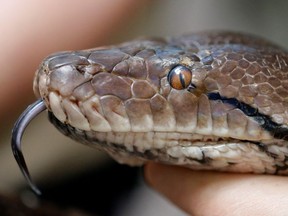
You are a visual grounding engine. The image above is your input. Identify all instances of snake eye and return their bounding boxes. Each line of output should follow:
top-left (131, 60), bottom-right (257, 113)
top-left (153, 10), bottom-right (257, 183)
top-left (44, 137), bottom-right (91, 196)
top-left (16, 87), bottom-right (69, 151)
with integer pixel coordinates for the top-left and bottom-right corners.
top-left (167, 65), bottom-right (192, 90)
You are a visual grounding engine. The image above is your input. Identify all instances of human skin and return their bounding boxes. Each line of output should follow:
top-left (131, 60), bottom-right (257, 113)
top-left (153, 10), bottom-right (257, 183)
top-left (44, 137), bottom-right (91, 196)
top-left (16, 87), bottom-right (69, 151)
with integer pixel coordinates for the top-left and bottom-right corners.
top-left (145, 163), bottom-right (288, 215)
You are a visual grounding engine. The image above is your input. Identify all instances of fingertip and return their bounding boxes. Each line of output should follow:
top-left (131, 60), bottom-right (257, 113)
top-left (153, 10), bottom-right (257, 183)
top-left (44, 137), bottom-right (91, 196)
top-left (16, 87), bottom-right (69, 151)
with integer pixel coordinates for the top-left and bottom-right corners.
top-left (143, 163), bottom-right (197, 214)
top-left (143, 163), bottom-right (191, 196)
top-left (143, 162), bottom-right (159, 188)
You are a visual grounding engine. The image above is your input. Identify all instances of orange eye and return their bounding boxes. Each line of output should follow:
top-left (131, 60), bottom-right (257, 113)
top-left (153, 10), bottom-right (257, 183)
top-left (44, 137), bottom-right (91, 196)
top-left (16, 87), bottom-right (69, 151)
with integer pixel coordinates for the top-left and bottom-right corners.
top-left (167, 65), bottom-right (192, 90)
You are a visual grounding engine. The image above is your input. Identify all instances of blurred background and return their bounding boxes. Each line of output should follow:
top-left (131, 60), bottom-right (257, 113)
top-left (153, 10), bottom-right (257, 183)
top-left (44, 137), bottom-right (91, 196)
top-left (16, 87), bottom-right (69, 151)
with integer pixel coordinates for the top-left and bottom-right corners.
top-left (1, 0), bottom-right (288, 215)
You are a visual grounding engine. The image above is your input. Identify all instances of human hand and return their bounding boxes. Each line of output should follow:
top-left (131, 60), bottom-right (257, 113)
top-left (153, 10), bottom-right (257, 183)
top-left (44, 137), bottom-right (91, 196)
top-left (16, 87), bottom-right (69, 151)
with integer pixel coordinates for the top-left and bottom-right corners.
top-left (145, 163), bottom-right (288, 216)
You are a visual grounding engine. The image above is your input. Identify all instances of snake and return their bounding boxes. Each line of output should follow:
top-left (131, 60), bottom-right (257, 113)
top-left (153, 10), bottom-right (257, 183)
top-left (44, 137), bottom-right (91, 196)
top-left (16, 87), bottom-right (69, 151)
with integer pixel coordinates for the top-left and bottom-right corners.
top-left (11, 31), bottom-right (288, 194)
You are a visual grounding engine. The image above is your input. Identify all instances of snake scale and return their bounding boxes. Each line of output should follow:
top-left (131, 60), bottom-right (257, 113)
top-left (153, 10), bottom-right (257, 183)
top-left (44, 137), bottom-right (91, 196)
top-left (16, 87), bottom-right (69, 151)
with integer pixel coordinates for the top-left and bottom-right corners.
top-left (11, 31), bottom-right (288, 194)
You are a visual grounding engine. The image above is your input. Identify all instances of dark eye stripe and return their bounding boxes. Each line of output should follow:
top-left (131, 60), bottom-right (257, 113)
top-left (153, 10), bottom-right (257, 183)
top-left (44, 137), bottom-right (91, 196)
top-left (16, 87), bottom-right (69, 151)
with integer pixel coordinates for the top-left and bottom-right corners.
top-left (207, 92), bottom-right (288, 141)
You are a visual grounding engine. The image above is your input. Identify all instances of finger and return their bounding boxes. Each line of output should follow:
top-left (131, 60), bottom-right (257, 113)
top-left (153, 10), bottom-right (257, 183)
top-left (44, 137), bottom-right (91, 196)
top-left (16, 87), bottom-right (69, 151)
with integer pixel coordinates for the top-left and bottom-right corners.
top-left (145, 163), bottom-right (288, 216)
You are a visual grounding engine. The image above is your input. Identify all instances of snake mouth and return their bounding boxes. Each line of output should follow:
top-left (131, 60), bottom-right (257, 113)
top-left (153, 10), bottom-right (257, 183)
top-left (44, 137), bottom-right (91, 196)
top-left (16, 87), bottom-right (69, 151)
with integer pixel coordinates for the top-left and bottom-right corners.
top-left (48, 110), bottom-right (281, 165)
top-left (47, 106), bottom-right (270, 149)
top-left (48, 110), bottom-right (285, 175)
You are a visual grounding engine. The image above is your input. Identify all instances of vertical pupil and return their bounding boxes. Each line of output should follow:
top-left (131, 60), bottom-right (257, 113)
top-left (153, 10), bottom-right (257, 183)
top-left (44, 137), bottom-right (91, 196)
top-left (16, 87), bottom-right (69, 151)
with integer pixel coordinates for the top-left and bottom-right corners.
top-left (179, 73), bottom-right (186, 88)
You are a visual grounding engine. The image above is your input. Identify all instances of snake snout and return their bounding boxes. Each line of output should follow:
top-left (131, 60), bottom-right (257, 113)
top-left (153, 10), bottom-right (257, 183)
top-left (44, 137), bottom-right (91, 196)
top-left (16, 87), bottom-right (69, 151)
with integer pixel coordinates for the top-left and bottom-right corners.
top-left (33, 51), bottom-right (91, 98)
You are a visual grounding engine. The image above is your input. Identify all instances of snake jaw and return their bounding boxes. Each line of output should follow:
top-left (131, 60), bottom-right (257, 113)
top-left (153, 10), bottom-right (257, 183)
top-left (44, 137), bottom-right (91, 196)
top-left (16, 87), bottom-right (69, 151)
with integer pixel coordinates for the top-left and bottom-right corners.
top-left (11, 99), bottom-right (46, 195)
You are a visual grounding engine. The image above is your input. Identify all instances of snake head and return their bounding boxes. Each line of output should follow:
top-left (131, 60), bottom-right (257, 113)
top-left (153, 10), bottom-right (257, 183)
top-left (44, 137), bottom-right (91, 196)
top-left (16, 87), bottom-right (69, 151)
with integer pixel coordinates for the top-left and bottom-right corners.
top-left (13, 32), bottom-right (288, 194)
top-left (33, 33), bottom-right (288, 171)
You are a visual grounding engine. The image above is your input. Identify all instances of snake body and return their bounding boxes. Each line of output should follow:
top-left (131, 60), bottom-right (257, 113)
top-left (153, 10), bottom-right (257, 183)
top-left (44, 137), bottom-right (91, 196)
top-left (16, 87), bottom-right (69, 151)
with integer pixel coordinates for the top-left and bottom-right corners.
top-left (14, 31), bottom-right (288, 185)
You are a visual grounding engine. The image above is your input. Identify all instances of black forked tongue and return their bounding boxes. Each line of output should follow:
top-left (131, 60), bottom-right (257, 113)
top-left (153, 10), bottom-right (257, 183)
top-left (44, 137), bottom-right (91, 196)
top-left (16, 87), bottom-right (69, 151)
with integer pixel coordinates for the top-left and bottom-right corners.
top-left (11, 99), bottom-right (46, 195)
